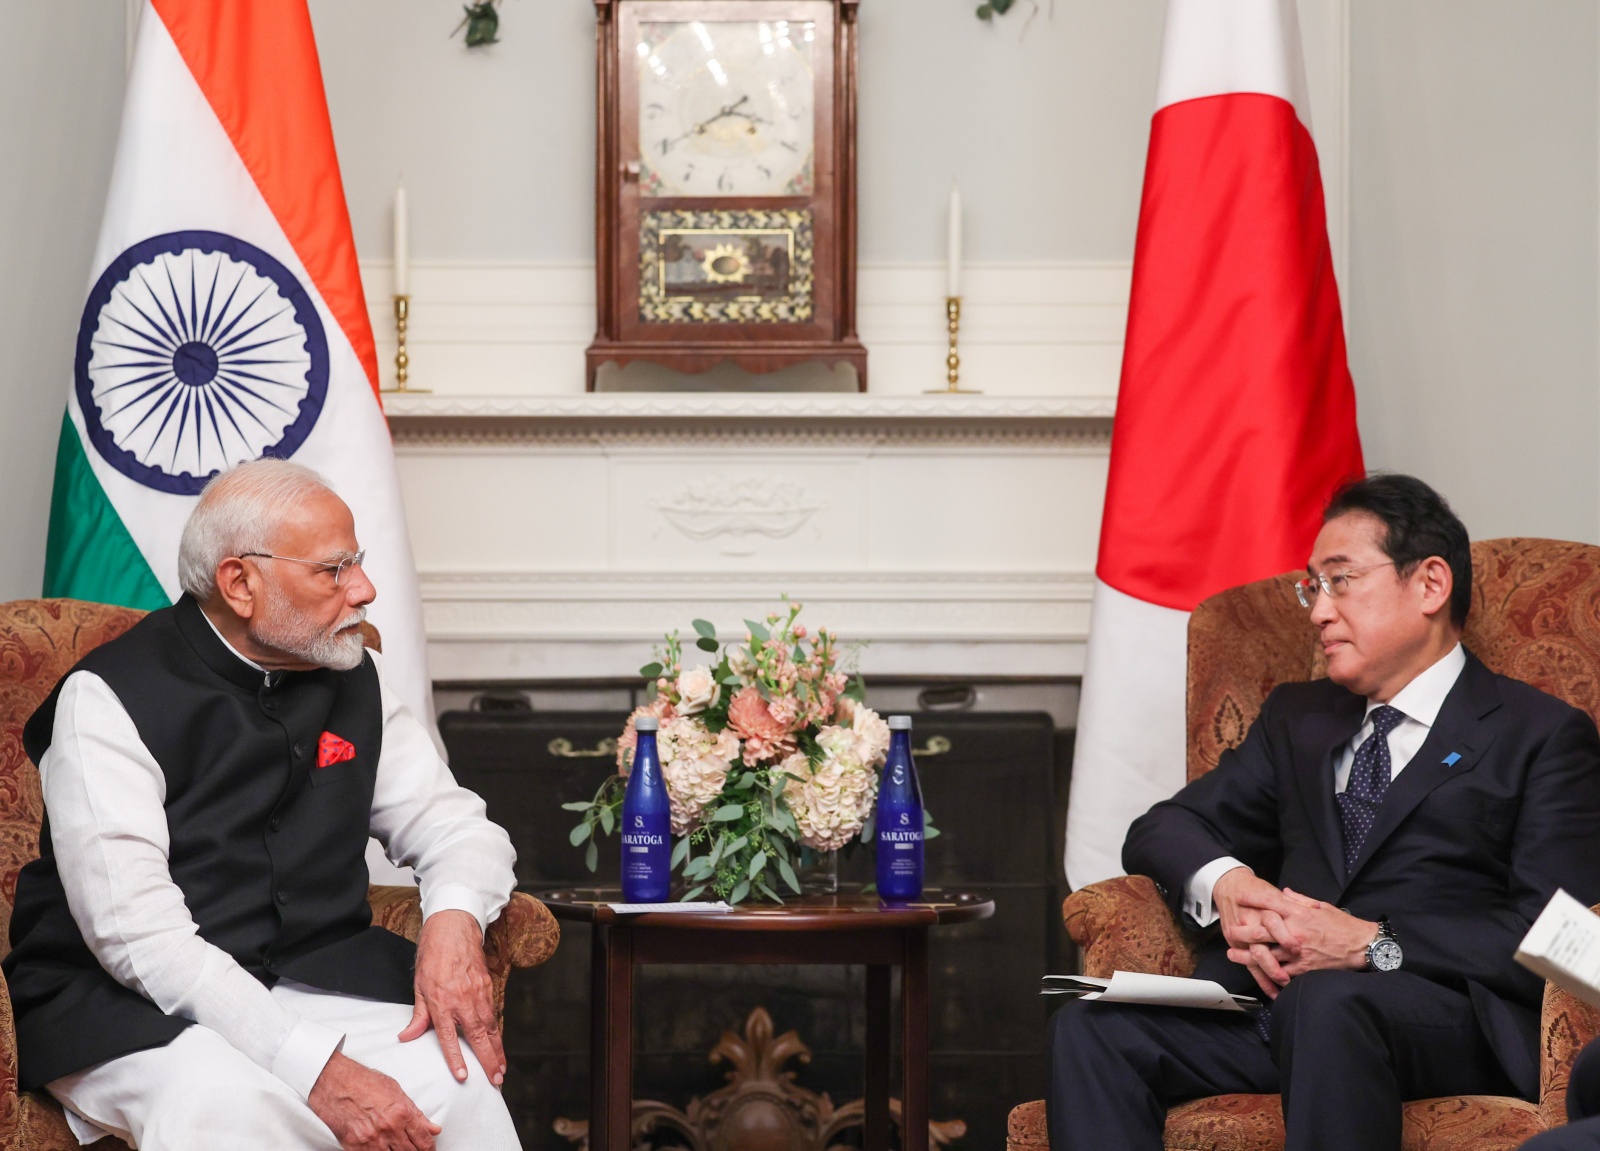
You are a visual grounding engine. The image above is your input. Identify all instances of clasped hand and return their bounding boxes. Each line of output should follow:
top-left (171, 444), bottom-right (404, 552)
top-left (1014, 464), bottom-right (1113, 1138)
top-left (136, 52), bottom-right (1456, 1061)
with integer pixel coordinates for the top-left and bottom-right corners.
top-left (1212, 868), bottom-right (1377, 1000)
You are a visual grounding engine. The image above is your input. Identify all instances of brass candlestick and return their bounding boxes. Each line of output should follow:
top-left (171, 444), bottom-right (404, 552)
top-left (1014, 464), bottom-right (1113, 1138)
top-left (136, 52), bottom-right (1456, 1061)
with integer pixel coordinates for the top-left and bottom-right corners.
top-left (926, 296), bottom-right (981, 394)
top-left (382, 294), bottom-right (429, 393)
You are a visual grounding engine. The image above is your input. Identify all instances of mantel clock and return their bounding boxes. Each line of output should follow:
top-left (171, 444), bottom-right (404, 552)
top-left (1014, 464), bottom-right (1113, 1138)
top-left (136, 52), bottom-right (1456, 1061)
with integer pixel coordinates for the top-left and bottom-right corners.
top-left (588, 0), bottom-right (866, 389)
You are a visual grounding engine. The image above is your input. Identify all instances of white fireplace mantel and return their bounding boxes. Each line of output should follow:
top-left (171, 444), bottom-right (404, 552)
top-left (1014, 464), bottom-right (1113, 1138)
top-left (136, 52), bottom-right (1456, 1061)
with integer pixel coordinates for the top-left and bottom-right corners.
top-left (387, 393), bottom-right (1112, 684)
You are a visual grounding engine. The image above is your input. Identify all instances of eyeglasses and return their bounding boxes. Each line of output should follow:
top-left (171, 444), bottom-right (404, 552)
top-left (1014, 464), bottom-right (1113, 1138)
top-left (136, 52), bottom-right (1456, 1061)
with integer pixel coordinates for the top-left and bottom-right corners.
top-left (240, 549), bottom-right (366, 586)
top-left (1294, 561), bottom-right (1396, 609)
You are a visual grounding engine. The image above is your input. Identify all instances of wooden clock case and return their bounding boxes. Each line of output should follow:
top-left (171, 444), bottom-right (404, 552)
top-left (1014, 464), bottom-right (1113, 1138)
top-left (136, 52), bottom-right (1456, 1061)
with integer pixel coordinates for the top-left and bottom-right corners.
top-left (588, 0), bottom-right (867, 390)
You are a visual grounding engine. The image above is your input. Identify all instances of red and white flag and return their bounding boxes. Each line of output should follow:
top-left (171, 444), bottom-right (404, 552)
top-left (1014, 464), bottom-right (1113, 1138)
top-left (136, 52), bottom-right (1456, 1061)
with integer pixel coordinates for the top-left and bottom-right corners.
top-left (46, 1), bottom-right (433, 732)
top-left (1065, 0), bottom-right (1364, 888)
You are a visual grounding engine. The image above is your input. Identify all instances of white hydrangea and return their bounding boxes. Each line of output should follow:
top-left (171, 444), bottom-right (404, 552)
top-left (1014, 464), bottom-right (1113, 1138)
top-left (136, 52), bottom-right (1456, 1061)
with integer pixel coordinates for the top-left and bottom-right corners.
top-left (659, 717), bottom-right (739, 835)
top-left (780, 740), bottom-right (880, 852)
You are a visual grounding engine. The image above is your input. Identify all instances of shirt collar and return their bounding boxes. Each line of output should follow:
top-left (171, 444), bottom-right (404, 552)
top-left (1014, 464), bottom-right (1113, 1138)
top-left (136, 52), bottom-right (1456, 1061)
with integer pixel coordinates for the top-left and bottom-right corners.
top-left (1368, 642), bottom-right (1466, 727)
top-left (198, 605), bottom-right (271, 679)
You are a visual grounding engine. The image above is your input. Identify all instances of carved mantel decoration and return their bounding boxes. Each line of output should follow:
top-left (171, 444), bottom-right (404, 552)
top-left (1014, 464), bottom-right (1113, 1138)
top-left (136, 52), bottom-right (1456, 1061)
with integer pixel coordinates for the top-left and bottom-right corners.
top-left (554, 1007), bottom-right (966, 1151)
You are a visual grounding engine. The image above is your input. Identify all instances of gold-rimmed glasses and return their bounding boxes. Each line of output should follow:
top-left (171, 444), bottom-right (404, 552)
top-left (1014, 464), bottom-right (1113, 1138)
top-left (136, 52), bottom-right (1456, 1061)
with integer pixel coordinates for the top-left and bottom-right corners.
top-left (1294, 561), bottom-right (1396, 609)
top-left (240, 549), bottom-right (367, 586)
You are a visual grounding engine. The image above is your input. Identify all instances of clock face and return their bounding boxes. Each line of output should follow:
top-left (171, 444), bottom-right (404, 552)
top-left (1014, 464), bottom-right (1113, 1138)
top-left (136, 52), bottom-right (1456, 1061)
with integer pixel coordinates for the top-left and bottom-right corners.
top-left (637, 19), bottom-right (817, 198)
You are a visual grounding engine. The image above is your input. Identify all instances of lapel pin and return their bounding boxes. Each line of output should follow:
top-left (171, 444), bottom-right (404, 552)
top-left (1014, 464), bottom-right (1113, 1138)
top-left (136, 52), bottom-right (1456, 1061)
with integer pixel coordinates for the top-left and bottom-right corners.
top-left (1442, 752), bottom-right (1462, 767)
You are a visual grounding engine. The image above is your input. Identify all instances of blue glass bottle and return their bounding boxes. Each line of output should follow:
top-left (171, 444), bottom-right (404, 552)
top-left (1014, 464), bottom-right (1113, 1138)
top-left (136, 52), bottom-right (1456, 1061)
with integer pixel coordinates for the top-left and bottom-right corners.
top-left (875, 715), bottom-right (925, 901)
top-left (621, 716), bottom-right (671, 902)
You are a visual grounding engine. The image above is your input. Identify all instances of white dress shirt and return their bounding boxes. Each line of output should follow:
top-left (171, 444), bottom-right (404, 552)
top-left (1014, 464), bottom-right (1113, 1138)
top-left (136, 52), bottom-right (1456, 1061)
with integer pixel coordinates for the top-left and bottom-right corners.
top-left (38, 641), bottom-right (516, 1106)
top-left (1183, 643), bottom-right (1466, 926)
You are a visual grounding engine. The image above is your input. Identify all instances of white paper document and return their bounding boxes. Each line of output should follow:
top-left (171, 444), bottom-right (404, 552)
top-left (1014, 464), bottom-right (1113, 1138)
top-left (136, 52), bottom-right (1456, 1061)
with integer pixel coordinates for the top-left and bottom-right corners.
top-left (1041, 970), bottom-right (1261, 1013)
top-left (1515, 888), bottom-right (1600, 1009)
top-left (607, 901), bottom-right (734, 914)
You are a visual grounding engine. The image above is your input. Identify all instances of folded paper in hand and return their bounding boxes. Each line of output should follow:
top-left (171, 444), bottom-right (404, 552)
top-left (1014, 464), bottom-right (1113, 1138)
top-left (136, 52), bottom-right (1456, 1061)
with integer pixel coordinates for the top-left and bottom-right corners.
top-left (1515, 888), bottom-right (1600, 1009)
top-left (1041, 971), bottom-right (1261, 1013)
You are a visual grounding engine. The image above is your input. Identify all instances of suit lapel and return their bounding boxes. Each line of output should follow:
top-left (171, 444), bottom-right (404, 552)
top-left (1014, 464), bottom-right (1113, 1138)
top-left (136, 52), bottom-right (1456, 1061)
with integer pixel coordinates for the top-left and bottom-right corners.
top-left (1291, 691), bottom-right (1366, 886)
top-left (1339, 653), bottom-right (1500, 892)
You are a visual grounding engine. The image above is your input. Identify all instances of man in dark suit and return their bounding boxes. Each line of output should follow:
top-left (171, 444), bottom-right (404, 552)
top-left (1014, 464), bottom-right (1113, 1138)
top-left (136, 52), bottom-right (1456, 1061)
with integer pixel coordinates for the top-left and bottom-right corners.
top-left (1048, 474), bottom-right (1600, 1151)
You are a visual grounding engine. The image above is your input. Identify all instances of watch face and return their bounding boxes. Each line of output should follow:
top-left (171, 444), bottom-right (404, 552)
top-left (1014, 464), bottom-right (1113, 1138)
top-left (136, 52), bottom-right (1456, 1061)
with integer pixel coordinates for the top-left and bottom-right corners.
top-left (1370, 939), bottom-right (1403, 972)
top-left (637, 19), bottom-right (817, 198)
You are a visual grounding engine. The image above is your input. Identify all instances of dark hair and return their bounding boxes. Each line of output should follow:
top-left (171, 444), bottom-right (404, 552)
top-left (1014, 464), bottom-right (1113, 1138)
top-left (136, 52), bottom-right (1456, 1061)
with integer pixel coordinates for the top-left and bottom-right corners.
top-left (1322, 474), bottom-right (1471, 628)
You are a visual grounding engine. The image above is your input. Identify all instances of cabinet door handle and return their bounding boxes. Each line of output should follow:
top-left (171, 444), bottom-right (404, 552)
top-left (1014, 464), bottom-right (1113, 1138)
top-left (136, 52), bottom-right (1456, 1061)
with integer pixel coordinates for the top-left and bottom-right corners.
top-left (548, 737), bottom-right (618, 759)
top-left (914, 736), bottom-right (952, 758)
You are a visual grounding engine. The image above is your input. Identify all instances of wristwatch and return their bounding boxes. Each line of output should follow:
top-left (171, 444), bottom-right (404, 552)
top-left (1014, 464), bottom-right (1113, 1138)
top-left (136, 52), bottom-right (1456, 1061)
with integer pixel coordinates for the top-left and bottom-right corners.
top-left (1365, 916), bottom-right (1403, 972)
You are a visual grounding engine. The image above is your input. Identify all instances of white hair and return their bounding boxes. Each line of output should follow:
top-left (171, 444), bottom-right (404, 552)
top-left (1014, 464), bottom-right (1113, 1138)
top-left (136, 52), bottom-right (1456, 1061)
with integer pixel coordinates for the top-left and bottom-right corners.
top-left (177, 459), bottom-right (336, 599)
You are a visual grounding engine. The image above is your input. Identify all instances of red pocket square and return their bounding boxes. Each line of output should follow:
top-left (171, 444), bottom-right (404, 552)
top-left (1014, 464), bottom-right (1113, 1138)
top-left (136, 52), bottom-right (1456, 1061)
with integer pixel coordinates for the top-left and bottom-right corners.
top-left (317, 731), bottom-right (357, 768)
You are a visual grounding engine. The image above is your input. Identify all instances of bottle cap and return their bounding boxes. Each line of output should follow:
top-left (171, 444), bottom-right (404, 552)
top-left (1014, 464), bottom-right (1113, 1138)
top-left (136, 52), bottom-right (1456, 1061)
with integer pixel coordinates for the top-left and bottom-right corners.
top-left (888, 715), bottom-right (913, 730)
top-left (635, 716), bottom-right (659, 732)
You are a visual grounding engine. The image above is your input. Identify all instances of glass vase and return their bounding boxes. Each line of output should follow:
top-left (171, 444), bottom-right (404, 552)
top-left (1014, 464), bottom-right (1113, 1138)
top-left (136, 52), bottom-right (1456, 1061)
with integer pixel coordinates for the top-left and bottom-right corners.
top-left (795, 846), bottom-right (839, 895)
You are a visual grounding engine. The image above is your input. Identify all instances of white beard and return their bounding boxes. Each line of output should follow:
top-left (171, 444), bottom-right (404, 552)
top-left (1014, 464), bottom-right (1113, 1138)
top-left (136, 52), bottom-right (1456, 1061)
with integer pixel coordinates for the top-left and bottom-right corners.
top-left (251, 578), bottom-right (368, 671)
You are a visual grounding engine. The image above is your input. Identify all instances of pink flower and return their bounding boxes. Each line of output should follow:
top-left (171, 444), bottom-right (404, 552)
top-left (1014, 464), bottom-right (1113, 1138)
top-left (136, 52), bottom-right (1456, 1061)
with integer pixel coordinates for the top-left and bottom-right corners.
top-left (767, 694), bottom-right (803, 731)
top-left (728, 686), bottom-right (785, 742)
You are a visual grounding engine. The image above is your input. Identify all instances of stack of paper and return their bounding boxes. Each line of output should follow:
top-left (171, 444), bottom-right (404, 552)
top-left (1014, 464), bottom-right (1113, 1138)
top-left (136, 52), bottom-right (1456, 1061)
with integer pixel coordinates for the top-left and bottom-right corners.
top-left (1516, 889), bottom-right (1600, 1009)
top-left (1041, 971), bottom-right (1261, 1013)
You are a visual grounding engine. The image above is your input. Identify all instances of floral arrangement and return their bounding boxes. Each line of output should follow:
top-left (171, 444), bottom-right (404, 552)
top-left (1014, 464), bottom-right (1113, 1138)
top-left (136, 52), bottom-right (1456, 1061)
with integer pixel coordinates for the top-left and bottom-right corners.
top-left (565, 600), bottom-right (895, 904)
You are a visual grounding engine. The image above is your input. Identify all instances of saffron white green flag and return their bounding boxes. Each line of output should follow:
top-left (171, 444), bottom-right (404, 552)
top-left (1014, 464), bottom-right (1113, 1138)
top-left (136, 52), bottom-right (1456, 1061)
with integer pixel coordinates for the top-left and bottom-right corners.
top-left (44, 0), bottom-right (433, 729)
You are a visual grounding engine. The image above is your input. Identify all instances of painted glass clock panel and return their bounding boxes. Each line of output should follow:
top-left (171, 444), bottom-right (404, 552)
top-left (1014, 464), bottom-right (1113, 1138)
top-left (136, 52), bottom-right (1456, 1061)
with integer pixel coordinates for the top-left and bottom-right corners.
top-left (637, 19), bottom-right (816, 198)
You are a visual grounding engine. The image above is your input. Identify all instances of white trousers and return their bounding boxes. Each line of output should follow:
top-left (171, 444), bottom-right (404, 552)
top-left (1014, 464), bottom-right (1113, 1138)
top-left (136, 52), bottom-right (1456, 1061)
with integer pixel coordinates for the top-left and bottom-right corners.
top-left (47, 982), bottom-right (520, 1151)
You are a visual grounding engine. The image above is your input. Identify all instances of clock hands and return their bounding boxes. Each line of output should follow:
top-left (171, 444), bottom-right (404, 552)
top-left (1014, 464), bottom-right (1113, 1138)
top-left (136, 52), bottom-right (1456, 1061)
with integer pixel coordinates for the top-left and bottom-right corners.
top-left (660, 94), bottom-right (771, 154)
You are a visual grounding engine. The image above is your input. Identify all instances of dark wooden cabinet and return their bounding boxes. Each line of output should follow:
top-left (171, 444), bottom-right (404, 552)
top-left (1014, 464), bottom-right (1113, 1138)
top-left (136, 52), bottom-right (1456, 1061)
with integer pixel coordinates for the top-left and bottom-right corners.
top-left (441, 708), bottom-right (1063, 1149)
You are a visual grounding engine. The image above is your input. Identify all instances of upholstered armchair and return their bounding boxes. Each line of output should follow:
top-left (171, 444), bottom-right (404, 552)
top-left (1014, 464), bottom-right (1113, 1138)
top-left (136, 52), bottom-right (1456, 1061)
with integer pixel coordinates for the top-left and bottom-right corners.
top-left (0, 598), bottom-right (560, 1149)
top-left (1008, 539), bottom-right (1600, 1151)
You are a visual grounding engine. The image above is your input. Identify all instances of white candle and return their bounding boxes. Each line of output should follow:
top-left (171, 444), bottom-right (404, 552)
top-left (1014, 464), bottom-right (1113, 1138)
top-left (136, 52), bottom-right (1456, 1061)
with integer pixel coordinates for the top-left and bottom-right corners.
top-left (393, 183), bottom-right (410, 297)
top-left (946, 183), bottom-right (963, 298)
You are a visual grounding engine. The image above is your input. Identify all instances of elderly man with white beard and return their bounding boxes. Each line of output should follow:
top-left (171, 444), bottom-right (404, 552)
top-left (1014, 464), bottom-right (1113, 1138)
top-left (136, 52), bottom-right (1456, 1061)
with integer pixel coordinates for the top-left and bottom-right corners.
top-left (3, 459), bottom-right (520, 1151)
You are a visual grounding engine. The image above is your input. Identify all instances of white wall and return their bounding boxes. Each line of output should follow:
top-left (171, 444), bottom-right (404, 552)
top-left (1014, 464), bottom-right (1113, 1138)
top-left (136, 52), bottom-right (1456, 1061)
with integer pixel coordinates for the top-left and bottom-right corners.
top-left (0, 5), bottom-right (125, 602)
top-left (1348, 0), bottom-right (1600, 544)
top-left (313, 0), bottom-right (1167, 266)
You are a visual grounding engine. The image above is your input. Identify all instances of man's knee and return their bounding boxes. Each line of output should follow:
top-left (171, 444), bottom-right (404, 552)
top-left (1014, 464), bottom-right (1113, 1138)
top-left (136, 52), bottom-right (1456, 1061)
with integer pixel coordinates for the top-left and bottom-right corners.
top-left (1273, 969), bottom-right (1382, 1037)
top-left (1523, 1117), bottom-right (1600, 1151)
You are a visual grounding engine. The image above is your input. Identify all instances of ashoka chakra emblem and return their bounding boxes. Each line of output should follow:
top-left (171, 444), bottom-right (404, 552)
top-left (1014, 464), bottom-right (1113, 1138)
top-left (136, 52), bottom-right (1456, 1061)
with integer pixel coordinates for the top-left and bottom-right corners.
top-left (74, 230), bottom-right (330, 495)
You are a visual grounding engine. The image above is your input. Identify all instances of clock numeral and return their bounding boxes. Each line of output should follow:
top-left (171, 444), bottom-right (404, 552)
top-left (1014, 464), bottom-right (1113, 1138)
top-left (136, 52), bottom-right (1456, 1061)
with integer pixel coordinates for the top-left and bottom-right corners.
top-left (717, 170), bottom-right (734, 192)
top-left (778, 141), bottom-right (798, 153)
top-left (683, 164), bottom-right (696, 181)
top-left (757, 165), bottom-right (772, 181)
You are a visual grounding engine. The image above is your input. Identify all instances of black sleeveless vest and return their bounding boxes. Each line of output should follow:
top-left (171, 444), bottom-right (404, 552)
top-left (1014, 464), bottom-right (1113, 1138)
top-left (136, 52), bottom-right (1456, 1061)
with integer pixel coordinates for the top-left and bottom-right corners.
top-left (4, 596), bottom-right (416, 1089)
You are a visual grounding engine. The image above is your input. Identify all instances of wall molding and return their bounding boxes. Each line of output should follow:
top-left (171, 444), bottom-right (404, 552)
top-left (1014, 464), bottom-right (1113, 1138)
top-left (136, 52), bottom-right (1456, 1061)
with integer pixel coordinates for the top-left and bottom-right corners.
top-left (417, 570), bottom-right (1096, 681)
top-left (360, 259), bottom-right (1130, 398)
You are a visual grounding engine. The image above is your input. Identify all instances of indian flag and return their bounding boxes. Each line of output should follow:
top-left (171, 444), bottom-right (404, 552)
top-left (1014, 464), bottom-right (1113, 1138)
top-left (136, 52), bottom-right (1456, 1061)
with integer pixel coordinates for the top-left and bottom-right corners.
top-left (44, 0), bottom-right (433, 729)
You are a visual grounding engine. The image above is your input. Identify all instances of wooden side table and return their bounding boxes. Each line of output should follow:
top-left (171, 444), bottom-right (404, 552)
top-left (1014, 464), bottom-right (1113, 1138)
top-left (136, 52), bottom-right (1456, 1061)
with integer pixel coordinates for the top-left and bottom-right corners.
top-left (539, 889), bottom-right (994, 1151)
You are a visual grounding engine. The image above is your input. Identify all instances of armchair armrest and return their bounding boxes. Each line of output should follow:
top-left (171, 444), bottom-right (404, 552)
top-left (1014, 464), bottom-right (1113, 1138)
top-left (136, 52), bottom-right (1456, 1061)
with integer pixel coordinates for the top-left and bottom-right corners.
top-left (367, 886), bottom-right (561, 1024)
top-left (1063, 875), bottom-right (1200, 978)
top-left (1538, 901), bottom-right (1600, 1126)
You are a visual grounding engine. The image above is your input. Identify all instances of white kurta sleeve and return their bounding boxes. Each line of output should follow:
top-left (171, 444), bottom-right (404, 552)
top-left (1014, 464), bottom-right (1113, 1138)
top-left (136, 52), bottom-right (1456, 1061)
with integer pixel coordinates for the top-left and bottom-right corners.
top-left (365, 652), bottom-right (516, 934)
top-left (40, 671), bottom-right (344, 1101)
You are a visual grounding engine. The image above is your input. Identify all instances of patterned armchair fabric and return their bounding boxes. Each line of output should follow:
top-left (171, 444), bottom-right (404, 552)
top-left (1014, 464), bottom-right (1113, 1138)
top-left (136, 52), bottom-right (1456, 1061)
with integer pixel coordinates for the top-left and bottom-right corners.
top-left (0, 599), bottom-right (560, 1150)
top-left (1009, 540), bottom-right (1600, 1151)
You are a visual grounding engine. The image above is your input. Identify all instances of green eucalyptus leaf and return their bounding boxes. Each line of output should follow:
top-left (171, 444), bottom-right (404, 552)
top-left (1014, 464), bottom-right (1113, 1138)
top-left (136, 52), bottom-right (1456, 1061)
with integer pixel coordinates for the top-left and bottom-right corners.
top-left (682, 884), bottom-right (707, 902)
top-left (696, 637), bottom-right (719, 653)
top-left (709, 836), bottom-right (726, 867)
top-left (778, 857), bottom-right (801, 894)
top-left (692, 619), bottom-right (717, 639)
top-left (640, 662), bottom-right (663, 679)
top-left (585, 839), bottom-right (599, 872)
top-left (671, 838), bottom-right (690, 868)
top-left (713, 804), bottom-right (746, 822)
top-left (721, 674), bottom-right (744, 685)
top-left (748, 852), bottom-right (767, 879)
top-left (729, 879), bottom-right (751, 904)
top-left (569, 822), bottom-right (592, 846)
top-left (924, 825), bottom-right (942, 840)
top-left (861, 881), bottom-right (878, 896)
top-left (727, 835), bottom-right (749, 855)
top-left (745, 619), bottom-right (770, 643)
top-left (598, 807), bottom-right (614, 836)
top-left (756, 878), bottom-right (784, 903)
top-left (685, 856), bottom-right (713, 880)
top-left (561, 801), bottom-right (593, 812)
